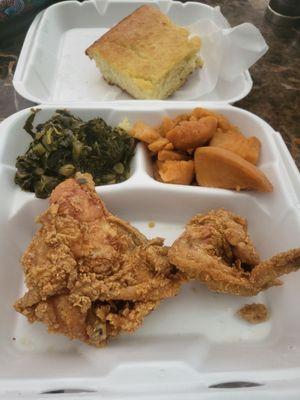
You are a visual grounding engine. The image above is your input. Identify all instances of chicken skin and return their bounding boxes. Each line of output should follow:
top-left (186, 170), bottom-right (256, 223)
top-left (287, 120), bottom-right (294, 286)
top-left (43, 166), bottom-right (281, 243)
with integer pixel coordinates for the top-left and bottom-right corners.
top-left (15, 173), bottom-right (183, 346)
top-left (168, 209), bottom-right (300, 296)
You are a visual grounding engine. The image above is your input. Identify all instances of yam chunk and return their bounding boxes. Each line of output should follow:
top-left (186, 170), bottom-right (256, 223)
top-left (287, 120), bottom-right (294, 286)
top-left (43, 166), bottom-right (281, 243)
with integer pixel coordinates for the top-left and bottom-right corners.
top-left (160, 114), bottom-right (190, 136)
top-left (191, 108), bottom-right (231, 130)
top-left (157, 150), bottom-right (189, 161)
top-left (173, 113), bottom-right (190, 126)
top-left (160, 117), bottom-right (175, 136)
top-left (130, 121), bottom-right (161, 144)
top-left (210, 129), bottom-right (261, 165)
top-left (166, 117), bottom-right (217, 150)
top-left (190, 107), bottom-right (213, 119)
top-left (194, 147), bottom-right (273, 192)
top-left (156, 160), bottom-right (194, 185)
top-left (164, 142), bottom-right (174, 150)
top-left (148, 138), bottom-right (170, 153)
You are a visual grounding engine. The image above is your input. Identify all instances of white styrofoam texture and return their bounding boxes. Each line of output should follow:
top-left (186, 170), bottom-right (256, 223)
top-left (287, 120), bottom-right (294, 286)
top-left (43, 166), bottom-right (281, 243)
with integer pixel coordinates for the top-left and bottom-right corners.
top-left (13, 0), bottom-right (252, 104)
top-left (0, 103), bottom-right (300, 399)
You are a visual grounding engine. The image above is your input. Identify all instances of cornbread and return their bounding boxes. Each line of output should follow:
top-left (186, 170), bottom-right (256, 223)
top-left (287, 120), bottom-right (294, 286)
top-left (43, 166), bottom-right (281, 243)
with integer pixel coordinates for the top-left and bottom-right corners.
top-left (85, 5), bottom-right (201, 99)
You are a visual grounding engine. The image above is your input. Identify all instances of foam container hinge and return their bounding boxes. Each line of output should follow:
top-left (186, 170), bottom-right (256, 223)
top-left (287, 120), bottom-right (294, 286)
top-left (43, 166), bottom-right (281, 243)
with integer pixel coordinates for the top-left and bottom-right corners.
top-left (12, 0), bottom-right (252, 105)
top-left (0, 103), bottom-right (300, 399)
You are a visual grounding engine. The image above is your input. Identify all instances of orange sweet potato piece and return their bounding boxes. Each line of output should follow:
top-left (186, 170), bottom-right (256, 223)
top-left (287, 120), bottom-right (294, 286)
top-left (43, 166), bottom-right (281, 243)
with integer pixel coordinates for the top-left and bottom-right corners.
top-left (160, 117), bottom-right (175, 136)
top-left (164, 142), bottom-right (174, 150)
top-left (159, 114), bottom-right (190, 136)
top-left (165, 117), bottom-right (218, 151)
top-left (156, 160), bottom-right (194, 185)
top-left (130, 121), bottom-right (161, 144)
top-left (157, 150), bottom-right (189, 161)
top-left (148, 138), bottom-right (171, 153)
top-left (194, 147), bottom-right (273, 192)
top-left (173, 113), bottom-right (190, 126)
top-left (191, 108), bottom-right (231, 131)
top-left (190, 107), bottom-right (214, 119)
top-left (210, 129), bottom-right (261, 165)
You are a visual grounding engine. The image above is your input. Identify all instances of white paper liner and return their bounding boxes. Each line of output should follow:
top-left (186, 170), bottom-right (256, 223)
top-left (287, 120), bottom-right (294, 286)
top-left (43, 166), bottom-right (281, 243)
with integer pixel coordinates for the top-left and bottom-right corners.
top-left (172, 6), bottom-right (268, 100)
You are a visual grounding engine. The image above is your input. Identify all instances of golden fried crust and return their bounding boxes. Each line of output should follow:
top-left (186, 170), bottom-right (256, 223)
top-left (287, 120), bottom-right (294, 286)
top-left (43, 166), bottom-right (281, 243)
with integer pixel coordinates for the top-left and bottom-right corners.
top-left (169, 209), bottom-right (300, 296)
top-left (14, 173), bottom-right (183, 346)
top-left (250, 248), bottom-right (300, 289)
top-left (86, 5), bottom-right (201, 83)
top-left (50, 172), bottom-right (109, 222)
top-left (237, 303), bottom-right (269, 324)
top-left (15, 293), bottom-right (158, 347)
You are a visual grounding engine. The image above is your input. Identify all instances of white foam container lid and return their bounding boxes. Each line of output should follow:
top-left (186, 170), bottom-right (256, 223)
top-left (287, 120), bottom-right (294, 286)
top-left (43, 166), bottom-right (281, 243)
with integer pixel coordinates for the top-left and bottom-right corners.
top-left (5, 0), bottom-right (300, 398)
top-left (1, 102), bottom-right (300, 399)
top-left (12, 0), bottom-right (253, 104)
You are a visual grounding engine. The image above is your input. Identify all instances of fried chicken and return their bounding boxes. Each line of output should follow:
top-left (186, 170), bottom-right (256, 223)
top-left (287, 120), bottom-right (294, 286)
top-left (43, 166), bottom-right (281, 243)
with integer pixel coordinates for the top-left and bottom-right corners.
top-left (237, 303), bottom-right (269, 324)
top-left (14, 173), bottom-right (183, 346)
top-left (168, 209), bottom-right (300, 296)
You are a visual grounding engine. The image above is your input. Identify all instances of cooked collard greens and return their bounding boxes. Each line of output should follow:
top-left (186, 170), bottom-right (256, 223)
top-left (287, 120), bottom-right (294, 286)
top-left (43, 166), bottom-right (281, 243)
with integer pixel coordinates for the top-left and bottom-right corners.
top-left (15, 109), bottom-right (136, 198)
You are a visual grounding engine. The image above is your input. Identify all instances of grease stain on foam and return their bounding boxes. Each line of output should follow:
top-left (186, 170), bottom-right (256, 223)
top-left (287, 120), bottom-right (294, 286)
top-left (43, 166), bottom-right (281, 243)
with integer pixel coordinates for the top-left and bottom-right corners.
top-left (19, 336), bottom-right (35, 350)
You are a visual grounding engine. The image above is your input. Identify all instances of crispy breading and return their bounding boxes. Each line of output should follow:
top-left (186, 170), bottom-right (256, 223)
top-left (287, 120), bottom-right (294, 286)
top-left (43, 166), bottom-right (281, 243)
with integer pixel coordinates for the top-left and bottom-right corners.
top-left (168, 209), bottom-right (300, 296)
top-left (14, 173), bottom-right (183, 346)
top-left (16, 293), bottom-right (158, 347)
top-left (237, 303), bottom-right (269, 324)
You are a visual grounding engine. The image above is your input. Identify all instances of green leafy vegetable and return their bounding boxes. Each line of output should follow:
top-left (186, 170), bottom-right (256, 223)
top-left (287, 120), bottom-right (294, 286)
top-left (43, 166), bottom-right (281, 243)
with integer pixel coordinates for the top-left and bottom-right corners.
top-left (15, 109), bottom-right (136, 198)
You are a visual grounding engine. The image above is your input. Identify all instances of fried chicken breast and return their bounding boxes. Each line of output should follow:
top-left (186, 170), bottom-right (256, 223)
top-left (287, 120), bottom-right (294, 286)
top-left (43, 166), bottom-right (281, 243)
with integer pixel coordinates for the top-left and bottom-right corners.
top-left (14, 173), bottom-right (183, 346)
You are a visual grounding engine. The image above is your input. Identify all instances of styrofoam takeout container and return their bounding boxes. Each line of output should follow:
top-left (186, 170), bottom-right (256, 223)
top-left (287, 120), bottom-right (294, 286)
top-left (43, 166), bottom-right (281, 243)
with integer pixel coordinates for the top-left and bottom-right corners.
top-left (12, 0), bottom-right (253, 104)
top-left (0, 102), bottom-right (300, 399)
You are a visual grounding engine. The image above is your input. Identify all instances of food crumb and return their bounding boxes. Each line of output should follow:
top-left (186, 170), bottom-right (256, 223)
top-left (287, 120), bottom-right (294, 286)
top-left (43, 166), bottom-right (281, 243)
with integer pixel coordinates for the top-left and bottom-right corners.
top-left (148, 221), bottom-right (156, 228)
top-left (237, 303), bottom-right (269, 324)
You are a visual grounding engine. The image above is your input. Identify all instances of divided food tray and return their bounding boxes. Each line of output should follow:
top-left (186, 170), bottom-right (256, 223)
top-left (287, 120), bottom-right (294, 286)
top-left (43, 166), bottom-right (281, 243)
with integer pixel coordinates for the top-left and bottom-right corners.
top-left (12, 0), bottom-right (253, 104)
top-left (1, 103), bottom-right (300, 399)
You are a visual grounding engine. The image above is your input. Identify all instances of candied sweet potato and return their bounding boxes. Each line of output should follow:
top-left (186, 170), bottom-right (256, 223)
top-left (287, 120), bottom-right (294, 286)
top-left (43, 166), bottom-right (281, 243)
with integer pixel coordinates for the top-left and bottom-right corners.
top-left (190, 107), bottom-right (213, 120)
top-left (156, 160), bottom-right (194, 185)
top-left (157, 150), bottom-right (189, 161)
top-left (148, 138), bottom-right (171, 153)
top-left (160, 114), bottom-right (190, 136)
top-left (160, 117), bottom-right (176, 136)
top-left (165, 117), bottom-right (217, 150)
top-left (191, 108), bottom-right (231, 131)
top-left (130, 121), bottom-right (161, 144)
top-left (210, 129), bottom-right (261, 165)
top-left (194, 147), bottom-right (273, 192)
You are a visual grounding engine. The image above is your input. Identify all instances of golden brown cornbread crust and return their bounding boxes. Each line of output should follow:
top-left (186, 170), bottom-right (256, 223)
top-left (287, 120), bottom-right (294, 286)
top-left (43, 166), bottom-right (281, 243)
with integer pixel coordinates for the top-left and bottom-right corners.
top-left (85, 5), bottom-right (201, 99)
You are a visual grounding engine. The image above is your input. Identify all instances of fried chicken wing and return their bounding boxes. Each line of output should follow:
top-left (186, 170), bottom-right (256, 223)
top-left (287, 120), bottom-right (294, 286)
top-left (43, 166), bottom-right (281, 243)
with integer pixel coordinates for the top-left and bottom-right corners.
top-left (168, 209), bottom-right (300, 296)
top-left (14, 173), bottom-right (183, 346)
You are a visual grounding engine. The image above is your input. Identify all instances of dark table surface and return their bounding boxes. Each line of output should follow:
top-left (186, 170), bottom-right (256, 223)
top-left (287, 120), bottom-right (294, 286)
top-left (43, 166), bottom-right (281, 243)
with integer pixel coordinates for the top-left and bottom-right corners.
top-left (0, 0), bottom-right (299, 167)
